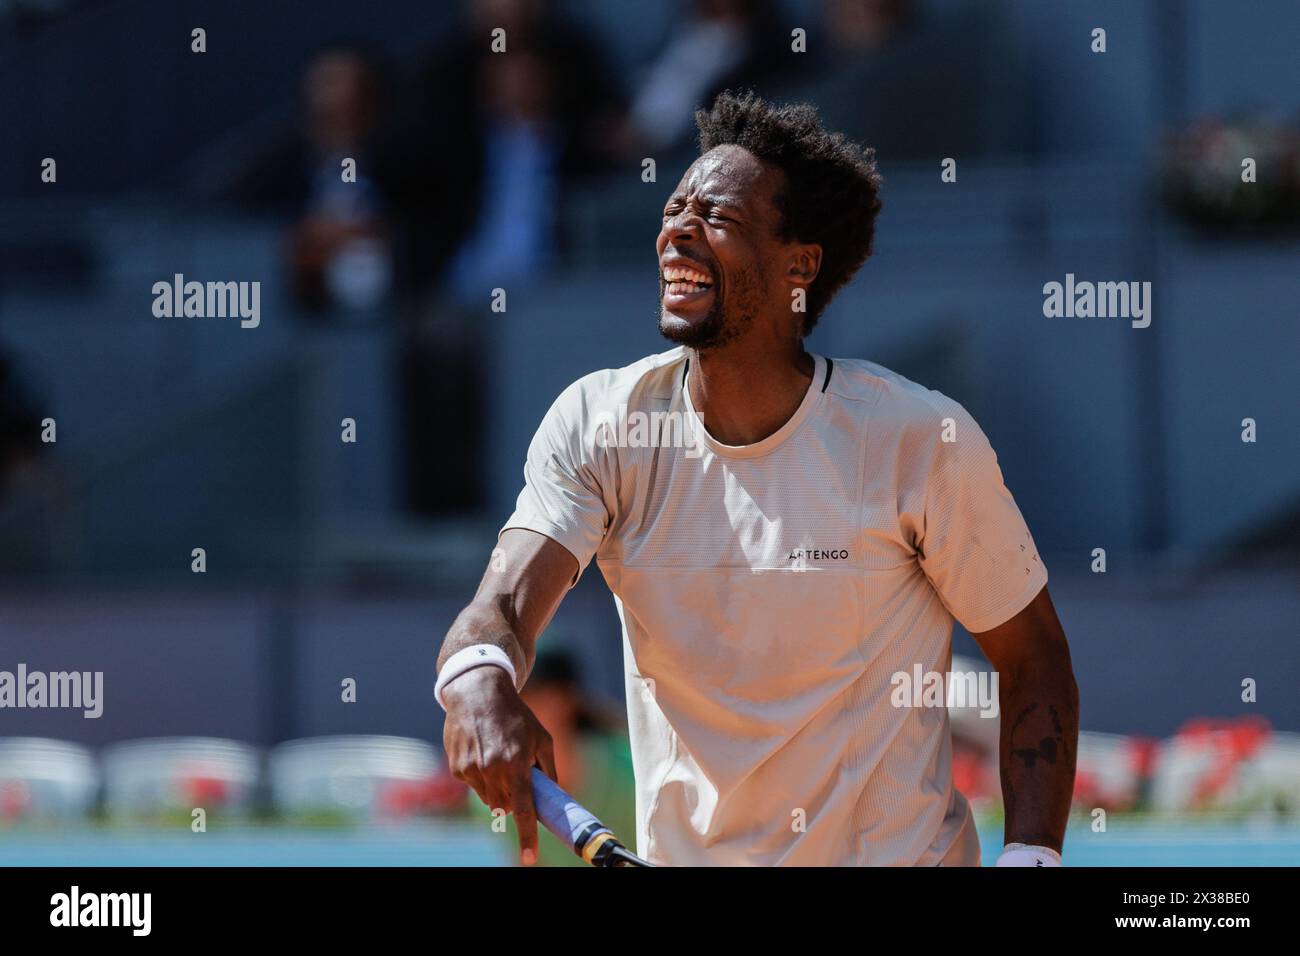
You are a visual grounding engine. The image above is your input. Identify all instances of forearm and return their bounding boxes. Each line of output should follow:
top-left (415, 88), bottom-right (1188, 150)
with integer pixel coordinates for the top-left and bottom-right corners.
top-left (438, 530), bottom-right (576, 684)
top-left (997, 665), bottom-right (1079, 852)
top-left (437, 599), bottom-right (534, 680)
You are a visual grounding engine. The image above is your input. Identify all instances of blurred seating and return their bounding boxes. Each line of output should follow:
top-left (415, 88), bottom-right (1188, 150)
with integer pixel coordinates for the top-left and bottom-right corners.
top-left (101, 737), bottom-right (261, 821)
top-left (1149, 717), bottom-right (1275, 814)
top-left (6, 721), bottom-right (1298, 829)
top-left (1246, 733), bottom-right (1300, 816)
top-left (0, 737), bottom-right (97, 823)
top-left (268, 735), bottom-right (459, 821)
top-left (1073, 731), bottom-right (1149, 812)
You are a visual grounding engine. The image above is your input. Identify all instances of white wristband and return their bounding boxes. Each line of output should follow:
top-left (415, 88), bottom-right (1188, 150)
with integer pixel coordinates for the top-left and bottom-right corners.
top-left (435, 644), bottom-right (518, 710)
top-left (996, 843), bottom-right (1062, 867)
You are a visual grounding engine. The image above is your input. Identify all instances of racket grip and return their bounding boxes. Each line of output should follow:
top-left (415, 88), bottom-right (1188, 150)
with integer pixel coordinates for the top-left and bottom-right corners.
top-left (530, 766), bottom-right (611, 852)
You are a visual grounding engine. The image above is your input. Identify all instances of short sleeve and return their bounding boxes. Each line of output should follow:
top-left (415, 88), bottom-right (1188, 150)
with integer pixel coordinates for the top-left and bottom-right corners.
top-left (500, 381), bottom-right (611, 585)
top-left (914, 404), bottom-right (1047, 633)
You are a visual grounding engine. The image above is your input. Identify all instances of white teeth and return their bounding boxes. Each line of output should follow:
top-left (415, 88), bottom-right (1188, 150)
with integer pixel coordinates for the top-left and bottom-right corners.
top-left (663, 264), bottom-right (711, 284)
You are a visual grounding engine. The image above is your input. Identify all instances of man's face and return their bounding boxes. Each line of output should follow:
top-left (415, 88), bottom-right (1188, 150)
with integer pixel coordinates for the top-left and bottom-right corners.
top-left (656, 145), bottom-right (788, 350)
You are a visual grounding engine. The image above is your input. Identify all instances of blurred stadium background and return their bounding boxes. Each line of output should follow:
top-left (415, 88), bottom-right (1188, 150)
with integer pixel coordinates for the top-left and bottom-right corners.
top-left (0, 0), bottom-right (1297, 865)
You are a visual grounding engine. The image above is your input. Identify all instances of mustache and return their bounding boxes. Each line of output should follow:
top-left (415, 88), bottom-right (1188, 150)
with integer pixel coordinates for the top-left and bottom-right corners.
top-left (658, 253), bottom-right (715, 275)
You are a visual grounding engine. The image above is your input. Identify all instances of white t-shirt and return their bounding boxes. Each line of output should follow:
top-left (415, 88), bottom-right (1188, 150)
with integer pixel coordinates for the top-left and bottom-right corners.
top-left (503, 347), bottom-right (1047, 866)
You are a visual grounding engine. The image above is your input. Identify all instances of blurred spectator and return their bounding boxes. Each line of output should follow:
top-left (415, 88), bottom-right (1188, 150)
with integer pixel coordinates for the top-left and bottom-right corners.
top-left (0, 345), bottom-right (46, 504)
top-left (391, 0), bottom-right (629, 515)
top-left (224, 43), bottom-right (395, 317)
top-left (390, 0), bottom-right (630, 303)
top-left (1162, 115), bottom-right (1300, 231)
top-left (822, 0), bottom-right (914, 60)
top-left (285, 46), bottom-right (393, 316)
top-left (477, 649), bottom-right (636, 867)
top-left (438, 46), bottom-right (562, 305)
top-left (629, 0), bottom-right (788, 152)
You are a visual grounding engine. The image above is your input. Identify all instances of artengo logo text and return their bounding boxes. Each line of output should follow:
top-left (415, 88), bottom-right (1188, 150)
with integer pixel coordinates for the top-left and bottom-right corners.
top-left (787, 549), bottom-right (849, 561)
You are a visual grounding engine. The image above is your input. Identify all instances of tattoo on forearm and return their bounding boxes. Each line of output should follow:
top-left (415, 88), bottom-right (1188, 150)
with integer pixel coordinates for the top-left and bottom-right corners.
top-left (1001, 690), bottom-right (1079, 851)
top-left (1009, 703), bottom-right (1069, 769)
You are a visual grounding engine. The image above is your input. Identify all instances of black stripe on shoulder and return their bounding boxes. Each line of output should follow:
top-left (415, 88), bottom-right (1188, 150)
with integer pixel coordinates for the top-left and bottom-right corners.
top-left (682, 357), bottom-right (690, 386)
top-left (821, 357), bottom-right (834, 393)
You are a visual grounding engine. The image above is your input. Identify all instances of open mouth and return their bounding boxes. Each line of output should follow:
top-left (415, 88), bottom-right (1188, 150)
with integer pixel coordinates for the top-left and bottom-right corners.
top-left (661, 263), bottom-right (715, 299)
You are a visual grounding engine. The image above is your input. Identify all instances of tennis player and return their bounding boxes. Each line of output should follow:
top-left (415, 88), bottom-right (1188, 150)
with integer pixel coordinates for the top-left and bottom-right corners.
top-left (437, 91), bottom-right (1079, 867)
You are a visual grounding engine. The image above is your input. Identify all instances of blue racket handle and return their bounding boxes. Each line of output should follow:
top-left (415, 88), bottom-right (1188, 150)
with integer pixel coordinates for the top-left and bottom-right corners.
top-left (530, 766), bottom-right (612, 852)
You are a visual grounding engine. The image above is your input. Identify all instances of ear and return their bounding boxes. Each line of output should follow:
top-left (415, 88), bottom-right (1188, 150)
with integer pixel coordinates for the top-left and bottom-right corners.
top-left (787, 243), bottom-right (822, 287)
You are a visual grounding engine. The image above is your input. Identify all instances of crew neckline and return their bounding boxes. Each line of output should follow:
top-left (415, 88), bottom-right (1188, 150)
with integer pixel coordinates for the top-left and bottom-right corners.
top-left (681, 352), bottom-right (825, 459)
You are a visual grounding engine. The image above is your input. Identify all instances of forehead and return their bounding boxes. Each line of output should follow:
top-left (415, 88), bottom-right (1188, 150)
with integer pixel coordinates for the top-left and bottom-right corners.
top-left (671, 145), bottom-right (783, 210)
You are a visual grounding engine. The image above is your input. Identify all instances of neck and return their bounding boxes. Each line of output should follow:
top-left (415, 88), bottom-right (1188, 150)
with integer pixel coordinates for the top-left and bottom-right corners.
top-left (688, 337), bottom-right (815, 446)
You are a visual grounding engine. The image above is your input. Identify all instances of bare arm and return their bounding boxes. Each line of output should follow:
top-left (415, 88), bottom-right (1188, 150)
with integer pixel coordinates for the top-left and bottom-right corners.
top-left (438, 527), bottom-right (577, 678)
top-left (438, 528), bottom-right (579, 864)
top-left (969, 586), bottom-right (1079, 855)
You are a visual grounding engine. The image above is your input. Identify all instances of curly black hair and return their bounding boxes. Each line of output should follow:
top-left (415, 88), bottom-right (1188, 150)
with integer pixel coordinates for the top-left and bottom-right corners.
top-left (695, 90), bottom-right (883, 334)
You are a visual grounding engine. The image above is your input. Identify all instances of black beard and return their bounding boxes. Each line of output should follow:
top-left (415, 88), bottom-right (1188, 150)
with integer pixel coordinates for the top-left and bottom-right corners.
top-left (660, 301), bottom-right (728, 350)
top-left (658, 283), bottom-right (751, 351)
